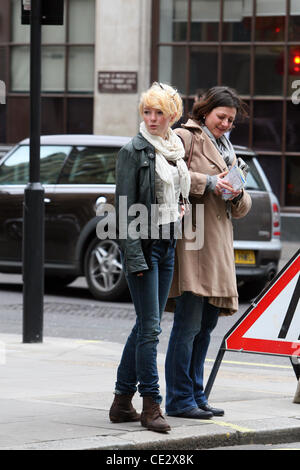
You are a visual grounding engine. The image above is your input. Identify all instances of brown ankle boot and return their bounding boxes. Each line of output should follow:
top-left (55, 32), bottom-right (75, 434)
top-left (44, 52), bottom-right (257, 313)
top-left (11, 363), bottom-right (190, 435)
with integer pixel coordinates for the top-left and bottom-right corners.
top-left (109, 393), bottom-right (140, 423)
top-left (141, 396), bottom-right (171, 433)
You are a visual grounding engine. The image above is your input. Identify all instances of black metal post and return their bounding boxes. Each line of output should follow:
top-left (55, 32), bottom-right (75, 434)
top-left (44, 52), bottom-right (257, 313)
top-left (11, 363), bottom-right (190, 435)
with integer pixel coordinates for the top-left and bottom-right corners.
top-left (204, 345), bottom-right (226, 399)
top-left (22, 0), bottom-right (45, 343)
top-left (290, 357), bottom-right (300, 381)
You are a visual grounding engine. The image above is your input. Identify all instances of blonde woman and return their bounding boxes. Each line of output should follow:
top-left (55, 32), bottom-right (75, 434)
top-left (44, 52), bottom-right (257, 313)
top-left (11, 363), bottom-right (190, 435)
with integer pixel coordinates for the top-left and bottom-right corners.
top-left (109, 83), bottom-right (190, 433)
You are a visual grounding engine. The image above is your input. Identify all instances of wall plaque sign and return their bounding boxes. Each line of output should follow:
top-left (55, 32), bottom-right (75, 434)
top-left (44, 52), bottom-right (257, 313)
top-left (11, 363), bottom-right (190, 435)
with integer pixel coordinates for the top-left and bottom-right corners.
top-left (98, 72), bottom-right (138, 93)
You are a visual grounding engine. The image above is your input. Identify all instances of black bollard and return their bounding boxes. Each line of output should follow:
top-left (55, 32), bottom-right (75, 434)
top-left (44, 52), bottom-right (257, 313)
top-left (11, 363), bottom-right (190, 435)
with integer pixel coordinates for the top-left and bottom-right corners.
top-left (22, 0), bottom-right (45, 343)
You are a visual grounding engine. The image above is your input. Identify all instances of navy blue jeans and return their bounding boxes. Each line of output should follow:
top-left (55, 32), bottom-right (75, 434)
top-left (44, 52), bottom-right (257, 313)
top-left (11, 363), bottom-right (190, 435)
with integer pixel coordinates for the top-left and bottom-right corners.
top-left (115, 240), bottom-right (175, 404)
top-left (165, 292), bottom-right (219, 415)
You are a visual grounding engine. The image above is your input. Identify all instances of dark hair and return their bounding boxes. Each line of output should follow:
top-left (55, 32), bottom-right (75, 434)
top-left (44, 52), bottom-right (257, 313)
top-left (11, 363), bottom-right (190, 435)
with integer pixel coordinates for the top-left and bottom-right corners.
top-left (195, 88), bottom-right (206, 101)
top-left (191, 86), bottom-right (248, 124)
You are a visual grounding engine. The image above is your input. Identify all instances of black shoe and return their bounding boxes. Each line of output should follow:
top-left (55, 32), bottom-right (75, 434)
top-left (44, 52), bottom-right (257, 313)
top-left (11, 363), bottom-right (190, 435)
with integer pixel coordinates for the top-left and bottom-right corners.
top-left (173, 407), bottom-right (213, 420)
top-left (198, 403), bottom-right (224, 417)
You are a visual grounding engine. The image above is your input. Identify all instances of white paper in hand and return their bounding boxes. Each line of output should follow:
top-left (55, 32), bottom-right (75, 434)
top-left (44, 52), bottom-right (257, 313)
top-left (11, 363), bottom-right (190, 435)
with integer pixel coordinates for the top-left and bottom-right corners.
top-left (221, 164), bottom-right (246, 200)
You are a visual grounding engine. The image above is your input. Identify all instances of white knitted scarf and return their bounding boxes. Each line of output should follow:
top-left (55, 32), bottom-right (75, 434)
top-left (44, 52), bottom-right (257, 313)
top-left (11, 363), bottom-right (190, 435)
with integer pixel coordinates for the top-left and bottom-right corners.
top-left (140, 122), bottom-right (191, 208)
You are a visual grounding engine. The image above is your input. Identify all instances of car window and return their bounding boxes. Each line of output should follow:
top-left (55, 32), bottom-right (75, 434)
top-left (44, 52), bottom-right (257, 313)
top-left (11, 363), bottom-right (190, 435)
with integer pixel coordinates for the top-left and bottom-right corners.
top-left (59, 146), bottom-right (119, 184)
top-left (0, 145), bottom-right (72, 185)
top-left (240, 156), bottom-right (266, 191)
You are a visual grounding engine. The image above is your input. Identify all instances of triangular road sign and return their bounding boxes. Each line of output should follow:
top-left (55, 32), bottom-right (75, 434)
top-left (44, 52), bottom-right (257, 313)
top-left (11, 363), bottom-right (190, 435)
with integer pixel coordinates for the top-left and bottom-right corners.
top-left (225, 249), bottom-right (300, 357)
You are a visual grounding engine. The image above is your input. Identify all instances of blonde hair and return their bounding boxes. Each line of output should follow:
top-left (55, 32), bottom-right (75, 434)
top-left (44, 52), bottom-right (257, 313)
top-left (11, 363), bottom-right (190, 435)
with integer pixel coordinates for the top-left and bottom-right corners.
top-left (139, 82), bottom-right (183, 126)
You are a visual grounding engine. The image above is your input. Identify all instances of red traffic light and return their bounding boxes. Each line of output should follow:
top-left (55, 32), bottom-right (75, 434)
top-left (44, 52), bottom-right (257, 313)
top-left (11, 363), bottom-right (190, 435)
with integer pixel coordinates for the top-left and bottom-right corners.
top-left (290, 51), bottom-right (300, 75)
top-left (294, 56), bottom-right (300, 72)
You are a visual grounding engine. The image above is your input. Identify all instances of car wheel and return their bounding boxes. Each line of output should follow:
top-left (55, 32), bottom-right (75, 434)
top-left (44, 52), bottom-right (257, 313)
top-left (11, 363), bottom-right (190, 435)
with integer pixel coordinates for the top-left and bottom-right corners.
top-left (84, 238), bottom-right (128, 301)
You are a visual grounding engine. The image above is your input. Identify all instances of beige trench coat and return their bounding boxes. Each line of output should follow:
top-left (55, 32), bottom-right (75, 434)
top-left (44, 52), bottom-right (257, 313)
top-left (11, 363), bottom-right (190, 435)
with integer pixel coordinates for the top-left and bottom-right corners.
top-left (169, 119), bottom-right (252, 316)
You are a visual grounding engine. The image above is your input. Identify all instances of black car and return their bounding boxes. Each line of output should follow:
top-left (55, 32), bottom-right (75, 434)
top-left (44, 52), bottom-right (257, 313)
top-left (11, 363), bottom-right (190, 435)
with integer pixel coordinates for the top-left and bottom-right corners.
top-left (0, 135), bottom-right (281, 301)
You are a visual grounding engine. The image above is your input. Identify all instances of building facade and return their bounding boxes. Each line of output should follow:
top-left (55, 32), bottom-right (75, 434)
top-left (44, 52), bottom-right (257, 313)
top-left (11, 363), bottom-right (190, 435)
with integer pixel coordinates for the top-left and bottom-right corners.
top-left (0, 0), bottom-right (299, 216)
top-left (151, 0), bottom-right (300, 218)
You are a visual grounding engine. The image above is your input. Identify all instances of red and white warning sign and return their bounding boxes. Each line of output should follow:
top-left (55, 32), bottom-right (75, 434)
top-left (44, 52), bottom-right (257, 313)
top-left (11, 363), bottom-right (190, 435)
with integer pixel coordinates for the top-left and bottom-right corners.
top-left (225, 249), bottom-right (300, 357)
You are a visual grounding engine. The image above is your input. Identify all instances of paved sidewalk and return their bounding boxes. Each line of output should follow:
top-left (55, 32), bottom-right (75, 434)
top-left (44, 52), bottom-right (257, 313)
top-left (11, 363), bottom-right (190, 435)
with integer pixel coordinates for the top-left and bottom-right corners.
top-left (0, 331), bottom-right (299, 451)
top-left (0, 241), bottom-right (299, 451)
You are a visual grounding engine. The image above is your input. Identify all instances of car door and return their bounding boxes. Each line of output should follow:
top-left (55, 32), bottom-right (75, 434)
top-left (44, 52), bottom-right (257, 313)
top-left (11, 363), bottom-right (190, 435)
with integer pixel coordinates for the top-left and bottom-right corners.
top-left (232, 154), bottom-right (273, 243)
top-left (0, 144), bottom-right (72, 270)
top-left (44, 145), bottom-right (119, 267)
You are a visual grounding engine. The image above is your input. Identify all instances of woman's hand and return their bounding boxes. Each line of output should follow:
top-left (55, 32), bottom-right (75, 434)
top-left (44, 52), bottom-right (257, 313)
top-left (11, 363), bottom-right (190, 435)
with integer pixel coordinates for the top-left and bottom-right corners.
top-left (214, 170), bottom-right (230, 195)
top-left (227, 188), bottom-right (243, 200)
top-left (179, 203), bottom-right (185, 220)
top-left (213, 170), bottom-right (242, 199)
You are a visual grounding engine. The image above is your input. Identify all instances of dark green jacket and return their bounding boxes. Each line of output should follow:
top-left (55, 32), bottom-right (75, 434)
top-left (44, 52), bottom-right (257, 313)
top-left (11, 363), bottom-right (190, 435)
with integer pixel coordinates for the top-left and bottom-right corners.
top-left (115, 133), bottom-right (157, 274)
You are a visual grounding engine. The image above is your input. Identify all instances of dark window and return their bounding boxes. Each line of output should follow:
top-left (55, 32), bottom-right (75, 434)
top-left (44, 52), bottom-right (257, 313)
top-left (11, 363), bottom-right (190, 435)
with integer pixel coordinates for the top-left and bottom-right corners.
top-left (286, 156), bottom-right (300, 206)
top-left (290, 0), bottom-right (300, 41)
top-left (222, 0), bottom-right (252, 42)
top-left (67, 98), bottom-right (94, 134)
top-left (222, 46), bottom-right (250, 95)
top-left (7, 97), bottom-right (30, 143)
top-left (190, 47), bottom-right (218, 94)
top-left (191, 0), bottom-right (220, 41)
top-left (41, 98), bottom-right (65, 135)
top-left (0, 46), bottom-right (7, 83)
top-left (0, 0), bottom-right (10, 42)
top-left (153, 0), bottom-right (300, 209)
top-left (255, 16), bottom-right (285, 42)
top-left (255, 46), bottom-right (284, 96)
top-left (0, 0), bottom-right (95, 144)
top-left (255, 0), bottom-right (286, 41)
top-left (0, 106), bottom-right (6, 143)
top-left (159, 46), bottom-right (187, 95)
top-left (253, 101), bottom-right (283, 151)
top-left (289, 16), bottom-right (300, 42)
top-left (159, 0), bottom-right (188, 42)
top-left (286, 101), bottom-right (300, 152)
top-left (230, 103), bottom-right (250, 147)
top-left (173, 22), bottom-right (188, 41)
top-left (257, 155), bottom-right (282, 202)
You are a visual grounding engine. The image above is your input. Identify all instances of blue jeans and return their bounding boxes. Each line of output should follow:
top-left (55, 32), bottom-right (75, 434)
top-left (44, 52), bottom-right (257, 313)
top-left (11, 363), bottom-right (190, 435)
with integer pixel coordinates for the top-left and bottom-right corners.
top-left (115, 240), bottom-right (175, 404)
top-left (165, 292), bottom-right (219, 415)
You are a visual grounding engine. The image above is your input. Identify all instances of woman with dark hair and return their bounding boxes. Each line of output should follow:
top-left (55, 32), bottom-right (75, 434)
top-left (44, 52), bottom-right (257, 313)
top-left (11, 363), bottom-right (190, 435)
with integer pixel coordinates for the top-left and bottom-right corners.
top-left (165, 86), bottom-right (252, 420)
